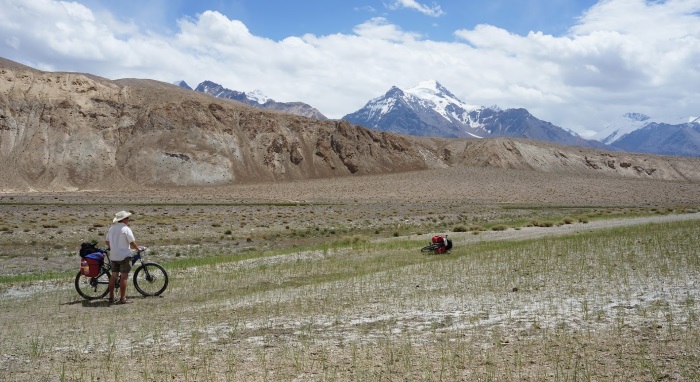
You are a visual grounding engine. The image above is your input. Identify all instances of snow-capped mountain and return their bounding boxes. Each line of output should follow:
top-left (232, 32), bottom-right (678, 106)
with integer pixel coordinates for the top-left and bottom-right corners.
top-left (608, 117), bottom-right (700, 157)
top-left (178, 80), bottom-right (327, 120)
top-left (343, 81), bottom-right (605, 148)
top-left (594, 113), bottom-right (657, 145)
top-left (403, 80), bottom-right (481, 131)
top-left (594, 113), bottom-right (700, 156)
top-left (342, 83), bottom-right (476, 138)
top-left (246, 89), bottom-right (270, 105)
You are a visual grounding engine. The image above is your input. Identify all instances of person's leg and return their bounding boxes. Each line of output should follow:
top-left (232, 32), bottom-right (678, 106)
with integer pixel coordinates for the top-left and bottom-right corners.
top-left (108, 271), bottom-right (118, 302)
top-left (119, 271), bottom-right (129, 302)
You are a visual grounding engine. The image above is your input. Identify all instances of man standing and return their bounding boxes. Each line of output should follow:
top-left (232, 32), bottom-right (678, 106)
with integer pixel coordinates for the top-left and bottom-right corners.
top-left (106, 210), bottom-right (142, 304)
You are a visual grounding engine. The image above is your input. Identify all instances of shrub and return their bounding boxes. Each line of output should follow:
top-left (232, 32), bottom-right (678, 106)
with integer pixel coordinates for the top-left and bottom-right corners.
top-left (530, 220), bottom-right (554, 227)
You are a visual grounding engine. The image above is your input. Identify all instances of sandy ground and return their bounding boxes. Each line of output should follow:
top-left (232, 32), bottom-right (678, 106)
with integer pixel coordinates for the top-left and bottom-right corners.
top-left (1, 166), bottom-right (699, 275)
top-left (1, 167), bottom-right (699, 381)
top-left (1, 207), bottom-right (699, 381)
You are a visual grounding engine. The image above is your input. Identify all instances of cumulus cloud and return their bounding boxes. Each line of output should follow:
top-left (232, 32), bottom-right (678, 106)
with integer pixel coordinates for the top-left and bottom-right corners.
top-left (386, 0), bottom-right (446, 17)
top-left (453, 0), bottom-right (700, 133)
top-left (0, 0), bottom-right (697, 137)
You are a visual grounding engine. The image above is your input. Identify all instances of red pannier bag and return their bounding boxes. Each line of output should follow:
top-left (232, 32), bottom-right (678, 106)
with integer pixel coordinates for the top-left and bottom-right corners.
top-left (80, 253), bottom-right (105, 277)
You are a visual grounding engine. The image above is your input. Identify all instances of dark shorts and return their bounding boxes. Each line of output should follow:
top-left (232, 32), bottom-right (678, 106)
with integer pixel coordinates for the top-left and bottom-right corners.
top-left (111, 258), bottom-right (132, 273)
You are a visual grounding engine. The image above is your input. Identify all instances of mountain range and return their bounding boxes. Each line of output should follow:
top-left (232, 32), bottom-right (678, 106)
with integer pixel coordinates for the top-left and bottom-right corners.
top-left (176, 80), bottom-right (327, 120)
top-left (342, 80), bottom-right (607, 150)
top-left (593, 113), bottom-right (700, 157)
top-left (3, 56), bottom-right (700, 191)
top-left (185, 79), bottom-right (698, 157)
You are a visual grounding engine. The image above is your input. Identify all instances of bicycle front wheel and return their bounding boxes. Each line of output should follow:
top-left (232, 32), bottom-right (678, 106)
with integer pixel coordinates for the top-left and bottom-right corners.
top-left (421, 243), bottom-right (439, 253)
top-left (75, 270), bottom-right (111, 300)
top-left (133, 263), bottom-right (168, 296)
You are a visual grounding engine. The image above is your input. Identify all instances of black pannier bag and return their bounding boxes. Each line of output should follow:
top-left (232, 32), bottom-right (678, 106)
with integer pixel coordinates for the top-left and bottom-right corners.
top-left (79, 242), bottom-right (100, 258)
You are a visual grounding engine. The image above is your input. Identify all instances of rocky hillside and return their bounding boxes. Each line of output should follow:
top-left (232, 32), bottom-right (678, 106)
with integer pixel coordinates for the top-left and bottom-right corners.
top-left (1, 57), bottom-right (700, 192)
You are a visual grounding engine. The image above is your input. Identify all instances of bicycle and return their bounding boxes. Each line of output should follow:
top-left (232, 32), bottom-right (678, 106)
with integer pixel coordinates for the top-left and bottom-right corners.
top-left (75, 247), bottom-right (169, 300)
top-left (420, 242), bottom-right (444, 253)
top-left (420, 235), bottom-right (452, 255)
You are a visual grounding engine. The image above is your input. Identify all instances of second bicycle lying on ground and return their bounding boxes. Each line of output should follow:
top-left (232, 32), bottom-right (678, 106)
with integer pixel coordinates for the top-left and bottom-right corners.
top-left (420, 235), bottom-right (453, 255)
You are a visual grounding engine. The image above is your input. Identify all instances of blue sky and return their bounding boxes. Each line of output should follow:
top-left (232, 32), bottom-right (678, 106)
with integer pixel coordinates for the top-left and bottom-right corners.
top-left (0, 0), bottom-right (698, 137)
top-left (79, 0), bottom-right (599, 41)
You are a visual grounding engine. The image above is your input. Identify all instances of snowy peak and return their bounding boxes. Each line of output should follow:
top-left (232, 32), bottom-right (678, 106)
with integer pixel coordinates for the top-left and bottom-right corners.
top-left (408, 81), bottom-right (480, 127)
top-left (595, 112), bottom-right (700, 145)
top-left (381, 86), bottom-right (406, 102)
top-left (591, 112), bottom-right (700, 156)
top-left (193, 81), bottom-right (327, 120)
top-left (404, 80), bottom-right (448, 99)
top-left (405, 80), bottom-right (469, 107)
top-left (246, 89), bottom-right (270, 105)
top-left (342, 81), bottom-right (601, 147)
top-left (358, 80), bottom-right (480, 129)
top-left (594, 113), bottom-right (653, 144)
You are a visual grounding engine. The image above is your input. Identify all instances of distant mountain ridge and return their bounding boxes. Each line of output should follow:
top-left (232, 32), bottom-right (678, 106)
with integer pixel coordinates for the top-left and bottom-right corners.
top-left (176, 80), bottom-right (328, 120)
top-left (175, 78), bottom-right (700, 156)
top-left (2, 56), bottom-right (700, 192)
top-left (610, 120), bottom-right (700, 157)
top-left (595, 113), bottom-right (700, 157)
top-left (342, 81), bottom-right (605, 149)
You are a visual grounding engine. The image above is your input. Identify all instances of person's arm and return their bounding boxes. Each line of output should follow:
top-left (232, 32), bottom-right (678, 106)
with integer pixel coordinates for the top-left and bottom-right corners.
top-left (123, 226), bottom-right (140, 252)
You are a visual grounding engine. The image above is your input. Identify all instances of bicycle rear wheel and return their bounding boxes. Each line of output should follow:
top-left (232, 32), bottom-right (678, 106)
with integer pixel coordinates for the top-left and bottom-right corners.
top-left (74, 270), bottom-right (111, 300)
top-left (133, 263), bottom-right (168, 296)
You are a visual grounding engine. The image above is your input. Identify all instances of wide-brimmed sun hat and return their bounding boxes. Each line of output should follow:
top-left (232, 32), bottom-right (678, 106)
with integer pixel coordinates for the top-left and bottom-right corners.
top-left (113, 210), bottom-right (132, 222)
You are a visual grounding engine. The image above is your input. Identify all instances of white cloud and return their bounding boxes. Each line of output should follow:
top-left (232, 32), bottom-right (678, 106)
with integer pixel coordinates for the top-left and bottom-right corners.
top-left (352, 17), bottom-right (422, 42)
top-left (354, 5), bottom-right (377, 13)
top-left (453, 0), bottom-right (700, 132)
top-left (0, 0), bottom-right (697, 137)
top-left (387, 0), bottom-right (446, 17)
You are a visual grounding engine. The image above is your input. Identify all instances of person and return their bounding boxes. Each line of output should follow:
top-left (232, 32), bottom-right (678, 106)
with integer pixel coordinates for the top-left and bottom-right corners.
top-left (105, 210), bottom-right (142, 304)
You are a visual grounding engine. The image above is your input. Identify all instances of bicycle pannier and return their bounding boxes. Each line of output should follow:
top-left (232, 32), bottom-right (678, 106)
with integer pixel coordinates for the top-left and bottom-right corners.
top-left (80, 252), bottom-right (105, 277)
top-left (79, 242), bottom-right (99, 258)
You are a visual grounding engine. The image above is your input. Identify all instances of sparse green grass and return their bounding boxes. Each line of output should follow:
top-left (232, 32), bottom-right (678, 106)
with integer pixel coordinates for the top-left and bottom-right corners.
top-left (1, 216), bottom-right (699, 380)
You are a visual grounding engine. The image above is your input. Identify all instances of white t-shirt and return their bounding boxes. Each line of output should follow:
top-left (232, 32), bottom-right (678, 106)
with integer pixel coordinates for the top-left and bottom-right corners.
top-left (106, 223), bottom-right (135, 261)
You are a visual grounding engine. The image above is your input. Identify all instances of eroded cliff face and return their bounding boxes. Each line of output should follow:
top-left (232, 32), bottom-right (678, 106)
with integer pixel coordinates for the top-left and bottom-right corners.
top-left (0, 62), bottom-right (433, 191)
top-left (442, 139), bottom-right (700, 182)
top-left (1, 58), bottom-right (700, 192)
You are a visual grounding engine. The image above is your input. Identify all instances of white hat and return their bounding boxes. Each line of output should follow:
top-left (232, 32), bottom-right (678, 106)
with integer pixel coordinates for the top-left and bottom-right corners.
top-left (113, 210), bottom-right (132, 222)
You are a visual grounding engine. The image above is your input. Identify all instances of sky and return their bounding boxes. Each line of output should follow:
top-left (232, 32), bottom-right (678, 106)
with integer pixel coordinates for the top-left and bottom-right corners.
top-left (0, 0), bottom-right (698, 138)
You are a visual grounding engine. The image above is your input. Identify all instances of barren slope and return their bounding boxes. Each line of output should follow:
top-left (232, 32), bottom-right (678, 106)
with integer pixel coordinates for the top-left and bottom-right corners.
top-left (2, 57), bottom-right (700, 192)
